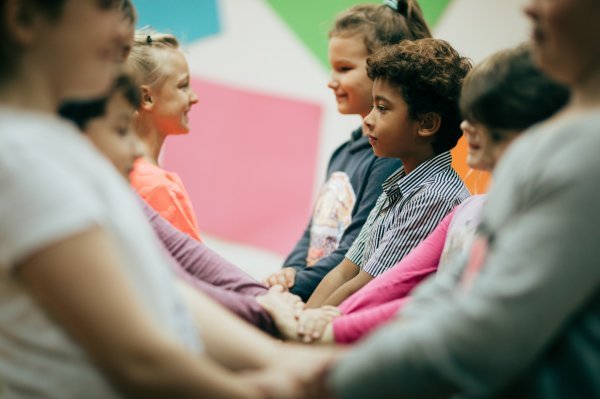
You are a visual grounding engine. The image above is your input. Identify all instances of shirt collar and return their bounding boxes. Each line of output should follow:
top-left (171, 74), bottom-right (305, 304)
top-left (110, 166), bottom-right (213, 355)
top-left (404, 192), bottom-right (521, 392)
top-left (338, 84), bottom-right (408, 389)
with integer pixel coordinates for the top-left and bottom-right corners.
top-left (382, 151), bottom-right (453, 200)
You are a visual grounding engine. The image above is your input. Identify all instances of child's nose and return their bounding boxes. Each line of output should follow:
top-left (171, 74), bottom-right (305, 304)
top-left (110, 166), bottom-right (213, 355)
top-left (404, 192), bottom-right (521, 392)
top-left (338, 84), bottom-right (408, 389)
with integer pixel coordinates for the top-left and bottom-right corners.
top-left (328, 75), bottom-right (339, 90)
top-left (460, 120), bottom-right (473, 136)
top-left (189, 90), bottom-right (199, 105)
top-left (363, 109), bottom-right (375, 130)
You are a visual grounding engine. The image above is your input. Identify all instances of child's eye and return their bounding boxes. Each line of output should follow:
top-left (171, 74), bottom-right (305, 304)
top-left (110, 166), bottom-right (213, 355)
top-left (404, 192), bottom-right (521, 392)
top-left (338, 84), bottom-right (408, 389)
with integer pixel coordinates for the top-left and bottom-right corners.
top-left (336, 66), bottom-right (352, 73)
top-left (115, 127), bottom-right (129, 137)
top-left (376, 104), bottom-right (387, 113)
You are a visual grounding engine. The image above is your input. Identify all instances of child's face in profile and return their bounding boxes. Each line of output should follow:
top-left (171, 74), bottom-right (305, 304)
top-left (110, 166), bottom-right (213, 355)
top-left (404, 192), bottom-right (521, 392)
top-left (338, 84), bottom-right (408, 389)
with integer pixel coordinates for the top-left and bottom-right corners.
top-left (460, 120), bottom-right (497, 171)
top-left (327, 35), bottom-right (374, 118)
top-left (363, 78), bottom-right (421, 159)
top-left (461, 120), bottom-right (518, 172)
top-left (149, 50), bottom-right (198, 136)
top-left (85, 93), bottom-right (143, 178)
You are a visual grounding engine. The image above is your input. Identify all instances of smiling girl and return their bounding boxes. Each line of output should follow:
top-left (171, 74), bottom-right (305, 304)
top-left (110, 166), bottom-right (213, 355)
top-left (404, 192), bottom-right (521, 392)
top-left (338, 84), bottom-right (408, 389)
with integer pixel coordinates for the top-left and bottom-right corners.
top-left (127, 29), bottom-right (202, 241)
top-left (265, 0), bottom-right (431, 302)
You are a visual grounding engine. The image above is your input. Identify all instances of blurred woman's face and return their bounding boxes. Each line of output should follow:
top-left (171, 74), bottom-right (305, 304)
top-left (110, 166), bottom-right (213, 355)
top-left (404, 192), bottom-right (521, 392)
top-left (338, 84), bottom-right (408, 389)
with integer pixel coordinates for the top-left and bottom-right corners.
top-left (524, 0), bottom-right (600, 85)
top-left (33, 0), bottom-right (130, 100)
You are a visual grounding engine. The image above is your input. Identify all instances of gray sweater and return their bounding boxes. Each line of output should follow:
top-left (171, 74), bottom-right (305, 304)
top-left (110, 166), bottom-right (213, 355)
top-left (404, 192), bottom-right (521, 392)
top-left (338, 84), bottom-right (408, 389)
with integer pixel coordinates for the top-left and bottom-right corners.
top-left (330, 112), bottom-right (600, 399)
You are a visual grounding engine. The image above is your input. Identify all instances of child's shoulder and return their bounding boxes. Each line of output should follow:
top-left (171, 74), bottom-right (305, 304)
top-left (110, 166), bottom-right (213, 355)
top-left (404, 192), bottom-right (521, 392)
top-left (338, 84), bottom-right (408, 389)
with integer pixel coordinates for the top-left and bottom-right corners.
top-left (414, 169), bottom-right (470, 202)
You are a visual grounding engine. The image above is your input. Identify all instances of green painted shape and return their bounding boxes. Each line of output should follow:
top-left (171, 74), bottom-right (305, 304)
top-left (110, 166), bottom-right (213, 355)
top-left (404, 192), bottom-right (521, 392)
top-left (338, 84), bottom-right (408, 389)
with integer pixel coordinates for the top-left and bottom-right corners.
top-left (265, 0), bottom-right (452, 67)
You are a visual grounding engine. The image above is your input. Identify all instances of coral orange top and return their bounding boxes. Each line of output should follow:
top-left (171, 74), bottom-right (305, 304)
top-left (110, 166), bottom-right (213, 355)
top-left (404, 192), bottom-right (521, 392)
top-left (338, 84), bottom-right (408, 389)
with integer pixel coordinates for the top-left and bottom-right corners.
top-left (130, 158), bottom-right (201, 241)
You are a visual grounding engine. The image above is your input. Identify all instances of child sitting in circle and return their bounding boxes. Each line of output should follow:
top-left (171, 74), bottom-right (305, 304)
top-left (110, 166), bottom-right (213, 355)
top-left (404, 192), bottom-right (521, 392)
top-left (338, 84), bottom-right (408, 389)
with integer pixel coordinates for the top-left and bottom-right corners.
top-left (258, 43), bottom-right (569, 345)
top-left (305, 37), bottom-right (471, 309)
top-left (264, 0), bottom-right (431, 301)
top-left (126, 29), bottom-right (202, 241)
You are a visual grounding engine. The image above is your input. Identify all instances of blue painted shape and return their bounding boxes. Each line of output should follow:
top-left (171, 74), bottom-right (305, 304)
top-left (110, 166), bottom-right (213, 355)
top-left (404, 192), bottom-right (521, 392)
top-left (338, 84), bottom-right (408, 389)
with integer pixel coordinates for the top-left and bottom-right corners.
top-left (134, 0), bottom-right (221, 44)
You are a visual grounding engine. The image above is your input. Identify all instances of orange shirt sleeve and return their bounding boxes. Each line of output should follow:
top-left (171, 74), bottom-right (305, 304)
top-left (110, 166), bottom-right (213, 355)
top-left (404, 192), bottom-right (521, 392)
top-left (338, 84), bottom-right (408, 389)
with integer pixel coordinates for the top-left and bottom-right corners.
top-left (142, 184), bottom-right (202, 241)
top-left (130, 159), bottom-right (202, 241)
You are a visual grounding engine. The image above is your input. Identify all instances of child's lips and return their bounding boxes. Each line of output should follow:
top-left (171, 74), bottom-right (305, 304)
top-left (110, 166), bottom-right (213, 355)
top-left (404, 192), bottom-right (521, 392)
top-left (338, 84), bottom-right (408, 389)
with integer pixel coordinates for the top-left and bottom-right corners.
top-left (335, 93), bottom-right (348, 102)
top-left (368, 135), bottom-right (377, 145)
top-left (468, 142), bottom-right (481, 151)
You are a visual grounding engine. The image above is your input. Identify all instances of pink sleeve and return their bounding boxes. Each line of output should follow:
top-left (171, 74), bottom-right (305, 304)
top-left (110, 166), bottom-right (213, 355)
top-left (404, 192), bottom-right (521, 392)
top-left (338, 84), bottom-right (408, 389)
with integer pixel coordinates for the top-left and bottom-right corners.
top-left (333, 298), bottom-right (407, 344)
top-left (338, 208), bottom-right (456, 315)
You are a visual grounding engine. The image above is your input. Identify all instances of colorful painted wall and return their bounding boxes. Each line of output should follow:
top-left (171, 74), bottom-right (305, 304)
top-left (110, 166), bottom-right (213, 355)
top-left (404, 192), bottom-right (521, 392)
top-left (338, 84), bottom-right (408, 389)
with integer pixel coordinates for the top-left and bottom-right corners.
top-left (134, 0), bottom-right (530, 277)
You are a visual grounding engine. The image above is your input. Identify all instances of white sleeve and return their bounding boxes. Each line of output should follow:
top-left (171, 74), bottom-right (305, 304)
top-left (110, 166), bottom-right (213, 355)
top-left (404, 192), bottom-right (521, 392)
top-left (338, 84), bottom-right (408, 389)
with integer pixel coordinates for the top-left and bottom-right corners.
top-left (0, 146), bottom-right (104, 268)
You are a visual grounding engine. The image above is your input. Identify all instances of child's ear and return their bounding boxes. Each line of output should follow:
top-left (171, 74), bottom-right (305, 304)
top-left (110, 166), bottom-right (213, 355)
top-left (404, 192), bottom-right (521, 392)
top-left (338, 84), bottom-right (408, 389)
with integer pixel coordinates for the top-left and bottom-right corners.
top-left (140, 85), bottom-right (154, 111)
top-left (6, 0), bottom-right (41, 46)
top-left (417, 112), bottom-right (442, 138)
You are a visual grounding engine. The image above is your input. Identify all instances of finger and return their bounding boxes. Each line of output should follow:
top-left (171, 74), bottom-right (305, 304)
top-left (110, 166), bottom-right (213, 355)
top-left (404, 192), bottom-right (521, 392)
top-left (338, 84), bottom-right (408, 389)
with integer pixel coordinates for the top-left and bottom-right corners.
top-left (277, 274), bottom-right (289, 287)
top-left (293, 306), bottom-right (304, 320)
top-left (284, 270), bottom-right (296, 288)
top-left (304, 317), bottom-right (316, 338)
top-left (297, 317), bottom-right (307, 336)
top-left (286, 276), bottom-right (295, 288)
top-left (312, 319), bottom-right (328, 339)
top-left (322, 306), bottom-right (341, 318)
top-left (303, 333), bottom-right (314, 344)
top-left (267, 275), bottom-right (281, 287)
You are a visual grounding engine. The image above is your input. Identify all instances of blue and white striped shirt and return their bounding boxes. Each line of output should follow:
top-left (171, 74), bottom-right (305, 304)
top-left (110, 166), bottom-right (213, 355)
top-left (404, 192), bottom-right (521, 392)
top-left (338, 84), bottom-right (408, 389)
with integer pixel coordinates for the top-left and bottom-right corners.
top-left (346, 151), bottom-right (470, 277)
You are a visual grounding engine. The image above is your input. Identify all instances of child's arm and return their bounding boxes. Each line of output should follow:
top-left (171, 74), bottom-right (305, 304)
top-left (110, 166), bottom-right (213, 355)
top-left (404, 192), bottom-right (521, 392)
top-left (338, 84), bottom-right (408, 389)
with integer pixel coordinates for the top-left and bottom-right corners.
top-left (18, 228), bottom-right (261, 399)
top-left (318, 194), bottom-right (458, 307)
top-left (320, 269), bottom-right (374, 307)
top-left (177, 280), bottom-right (283, 372)
top-left (290, 158), bottom-right (401, 301)
top-left (305, 257), bottom-right (360, 308)
top-left (339, 209), bottom-right (455, 314)
top-left (331, 299), bottom-right (408, 344)
top-left (141, 199), bottom-right (266, 296)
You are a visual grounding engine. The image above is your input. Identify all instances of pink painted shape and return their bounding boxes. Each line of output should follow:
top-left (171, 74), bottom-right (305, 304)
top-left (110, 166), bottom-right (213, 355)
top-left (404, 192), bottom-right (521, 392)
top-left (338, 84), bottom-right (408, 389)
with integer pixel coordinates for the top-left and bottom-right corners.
top-left (163, 78), bottom-right (322, 255)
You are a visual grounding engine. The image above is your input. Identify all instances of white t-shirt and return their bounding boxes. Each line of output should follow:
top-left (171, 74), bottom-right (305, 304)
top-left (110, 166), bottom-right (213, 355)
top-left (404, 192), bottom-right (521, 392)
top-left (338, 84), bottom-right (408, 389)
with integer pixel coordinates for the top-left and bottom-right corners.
top-left (0, 107), bottom-right (202, 398)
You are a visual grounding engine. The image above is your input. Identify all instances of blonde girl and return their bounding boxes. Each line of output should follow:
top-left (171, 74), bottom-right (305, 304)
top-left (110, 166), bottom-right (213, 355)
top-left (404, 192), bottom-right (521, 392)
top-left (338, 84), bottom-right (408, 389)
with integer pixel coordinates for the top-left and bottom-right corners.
top-left (127, 29), bottom-right (202, 241)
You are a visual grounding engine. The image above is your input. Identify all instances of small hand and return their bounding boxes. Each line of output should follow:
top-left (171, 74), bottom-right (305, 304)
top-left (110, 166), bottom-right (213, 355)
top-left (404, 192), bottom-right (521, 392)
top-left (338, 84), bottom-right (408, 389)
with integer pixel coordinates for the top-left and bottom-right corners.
top-left (297, 306), bottom-right (341, 343)
top-left (262, 267), bottom-right (297, 290)
top-left (256, 285), bottom-right (305, 340)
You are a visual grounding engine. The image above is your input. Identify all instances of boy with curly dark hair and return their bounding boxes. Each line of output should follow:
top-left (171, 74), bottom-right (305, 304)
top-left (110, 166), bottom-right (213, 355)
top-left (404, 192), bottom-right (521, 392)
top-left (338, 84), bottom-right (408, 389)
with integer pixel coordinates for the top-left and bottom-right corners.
top-left (305, 38), bottom-right (471, 311)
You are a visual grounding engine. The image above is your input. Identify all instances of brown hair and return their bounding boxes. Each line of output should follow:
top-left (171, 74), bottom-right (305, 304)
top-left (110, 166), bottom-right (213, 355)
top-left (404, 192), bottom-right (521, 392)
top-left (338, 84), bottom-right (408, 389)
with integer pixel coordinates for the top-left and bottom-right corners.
top-left (59, 74), bottom-right (141, 130)
top-left (329, 0), bottom-right (432, 55)
top-left (125, 28), bottom-right (181, 87)
top-left (460, 44), bottom-right (569, 141)
top-left (367, 38), bottom-right (472, 154)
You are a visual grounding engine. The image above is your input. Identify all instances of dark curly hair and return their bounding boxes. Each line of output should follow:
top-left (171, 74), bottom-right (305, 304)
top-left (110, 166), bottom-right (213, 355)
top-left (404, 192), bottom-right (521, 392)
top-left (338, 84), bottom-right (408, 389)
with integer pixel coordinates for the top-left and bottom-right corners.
top-left (367, 38), bottom-right (472, 154)
top-left (460, 44), bottom-right (569, 141)
top-left (329, 1), bottom-right (432, 55)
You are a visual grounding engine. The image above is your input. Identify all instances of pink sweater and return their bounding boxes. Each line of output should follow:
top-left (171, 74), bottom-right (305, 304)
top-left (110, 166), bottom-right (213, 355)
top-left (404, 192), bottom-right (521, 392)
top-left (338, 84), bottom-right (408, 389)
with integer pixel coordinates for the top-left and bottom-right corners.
top-left (333, 195), bottom-right (486, 343)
